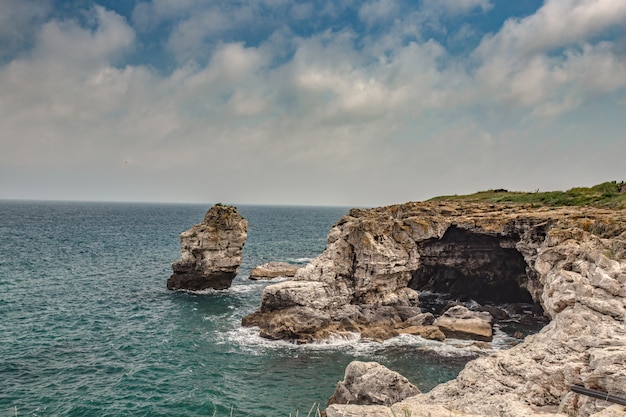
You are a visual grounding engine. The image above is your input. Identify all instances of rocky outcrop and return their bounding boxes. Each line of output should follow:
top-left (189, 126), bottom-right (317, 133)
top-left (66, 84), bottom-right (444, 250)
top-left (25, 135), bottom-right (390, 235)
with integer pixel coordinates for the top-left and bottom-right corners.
top-left (249, 261), bottom-right (299, 280)
top-left (434, 305), bottom-right (493, 341)
top-left (242, 200), bottom-right (626, 416)
top-left (167, 204), bottom-right (248, 291)
top-left (327, 361), bottom-right (420, 407)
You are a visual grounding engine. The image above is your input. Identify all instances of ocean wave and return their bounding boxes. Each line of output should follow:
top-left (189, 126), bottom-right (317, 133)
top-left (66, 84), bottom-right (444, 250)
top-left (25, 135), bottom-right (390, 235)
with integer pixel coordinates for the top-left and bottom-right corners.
top-left (282, 257), bottom-right (315, 264)
top-left (490, 324), bottom-right (519, 350)
top-left (178, 282), bottom-right (265, 296)
top-left (220, 326), bottom-right (498, 359)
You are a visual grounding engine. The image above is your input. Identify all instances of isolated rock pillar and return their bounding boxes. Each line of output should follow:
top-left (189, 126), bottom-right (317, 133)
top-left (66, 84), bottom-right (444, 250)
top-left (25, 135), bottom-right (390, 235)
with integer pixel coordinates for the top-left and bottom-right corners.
top-left (167, 204), bottom-right (248, 291)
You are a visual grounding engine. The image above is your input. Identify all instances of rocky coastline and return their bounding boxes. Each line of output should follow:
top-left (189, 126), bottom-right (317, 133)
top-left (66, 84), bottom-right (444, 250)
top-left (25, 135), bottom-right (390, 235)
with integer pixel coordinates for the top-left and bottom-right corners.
top-left (242, 200), bottom-right (626, 416)
top-left (167, 204), bottom-right (248, 291)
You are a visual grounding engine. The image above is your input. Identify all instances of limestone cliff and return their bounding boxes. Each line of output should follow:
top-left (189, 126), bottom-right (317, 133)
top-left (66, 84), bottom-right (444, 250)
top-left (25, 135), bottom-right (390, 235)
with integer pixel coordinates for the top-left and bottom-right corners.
top-left (243, 201), bottom-right (626, 416)
top-left (167, 204), bottom-right (248, 291)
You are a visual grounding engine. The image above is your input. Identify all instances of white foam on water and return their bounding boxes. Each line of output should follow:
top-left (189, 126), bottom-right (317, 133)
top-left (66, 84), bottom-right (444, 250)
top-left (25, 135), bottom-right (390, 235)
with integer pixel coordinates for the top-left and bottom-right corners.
top-left (283, 257), bottom-right (315, 264)
top-left (219, 326), bottom-right (367, 355)
top-left (490, 324), bottom-right (519, 350)
top-left (227, 283), bottom-right (266, 294)
top-left (247, 276), bottom-right (292, 284)
top-left (219, 326), bottom-right (498, 359)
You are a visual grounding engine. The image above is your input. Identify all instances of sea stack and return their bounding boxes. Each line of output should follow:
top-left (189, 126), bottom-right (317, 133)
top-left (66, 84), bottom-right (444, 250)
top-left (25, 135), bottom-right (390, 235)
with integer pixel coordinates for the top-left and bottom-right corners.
top-left (167, 204), bottom-right (248, 291)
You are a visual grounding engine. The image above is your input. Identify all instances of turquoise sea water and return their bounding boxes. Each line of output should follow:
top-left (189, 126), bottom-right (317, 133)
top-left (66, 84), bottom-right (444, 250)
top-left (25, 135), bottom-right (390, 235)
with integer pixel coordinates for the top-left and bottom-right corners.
top-left (1, 202), bottom-right (471, 416)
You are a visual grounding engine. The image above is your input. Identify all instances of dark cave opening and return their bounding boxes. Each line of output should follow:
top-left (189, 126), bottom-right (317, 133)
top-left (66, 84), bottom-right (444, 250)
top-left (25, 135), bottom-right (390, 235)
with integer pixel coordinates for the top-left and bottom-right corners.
top-left (408, 226), bottom-right (535, 306)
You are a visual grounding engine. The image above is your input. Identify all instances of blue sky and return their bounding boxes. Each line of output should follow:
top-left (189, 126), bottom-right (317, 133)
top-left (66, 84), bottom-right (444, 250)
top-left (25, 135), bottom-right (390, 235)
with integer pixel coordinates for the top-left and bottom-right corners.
top-left (0, 0), bottom-right (625, 206)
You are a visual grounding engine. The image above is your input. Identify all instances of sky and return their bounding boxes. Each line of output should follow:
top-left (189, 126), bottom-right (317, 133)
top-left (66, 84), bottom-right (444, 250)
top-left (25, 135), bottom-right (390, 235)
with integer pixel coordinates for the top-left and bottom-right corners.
top-left (0, 0), bottom-right (625, 207)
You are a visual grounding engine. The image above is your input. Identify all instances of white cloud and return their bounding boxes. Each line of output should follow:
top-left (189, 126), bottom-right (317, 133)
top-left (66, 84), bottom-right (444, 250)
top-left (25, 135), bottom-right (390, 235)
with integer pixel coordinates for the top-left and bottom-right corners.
top-left (476, 0), bottom-right (626, 58)
top-left (1, 1), bottom-right (625, 205)
top-left (359, 0), bottom-right (399, 25)
top-left (471, 0), bottom-right (626, 117)
top-left (165, 8), bottom-right (234, 63)
top-left (0, 0), bottom-right (51, 59)
top-left (33, 6), bottom-right (135, 69)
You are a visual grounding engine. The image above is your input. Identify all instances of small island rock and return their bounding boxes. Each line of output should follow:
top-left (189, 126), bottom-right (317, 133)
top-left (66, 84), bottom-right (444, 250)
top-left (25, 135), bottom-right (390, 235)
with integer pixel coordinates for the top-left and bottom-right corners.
top-left (167, 204), bottom-right (248, 291)
top-left (249, 261), bottom-right (300, 280)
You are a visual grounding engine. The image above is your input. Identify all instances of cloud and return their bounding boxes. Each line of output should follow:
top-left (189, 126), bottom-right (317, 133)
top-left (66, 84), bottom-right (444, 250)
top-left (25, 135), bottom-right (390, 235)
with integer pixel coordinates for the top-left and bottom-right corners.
top-left (131, 0), bottom-right (204, 32)
top-left (359, 0), bottom-right (399, 25)
top-left (472, 0), bottom-right (626, 116)
top-left (0, 1), bottom-right (625, 205)
top-left (0, 6), bottom-right (138, 168)
top-left (0, 0), bottom-right (52, 60)
top-left (34, 6), bottom-right (135, 68)
top-left (475, 0), bottom-right (626, 58)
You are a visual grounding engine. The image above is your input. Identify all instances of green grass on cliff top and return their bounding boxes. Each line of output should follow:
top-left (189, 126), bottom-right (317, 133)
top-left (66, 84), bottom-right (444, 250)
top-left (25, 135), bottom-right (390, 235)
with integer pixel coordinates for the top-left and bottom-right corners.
top-left (429, 181), bottom-right (626, 209)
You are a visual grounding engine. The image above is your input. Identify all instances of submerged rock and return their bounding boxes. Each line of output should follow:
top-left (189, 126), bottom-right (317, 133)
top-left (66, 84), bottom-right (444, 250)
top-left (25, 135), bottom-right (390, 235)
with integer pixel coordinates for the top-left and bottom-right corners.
top-left (249, 261), bottom-right (299, 280)
top-left (167, 204), bottom-right (248, 291)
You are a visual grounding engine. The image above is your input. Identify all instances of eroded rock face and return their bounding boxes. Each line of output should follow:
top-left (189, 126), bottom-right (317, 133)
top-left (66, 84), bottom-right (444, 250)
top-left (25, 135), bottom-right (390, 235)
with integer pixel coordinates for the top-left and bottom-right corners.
top-left (327, 361), bottom-right (420, 407)
top-left (308, 202), bottom-right (625, 417)
top-left (249, 261), bottom-right (299, 280)
top-left (167, 204), bottom-right (248, 291)
top-left (409, 226), bottom-right (532, 304)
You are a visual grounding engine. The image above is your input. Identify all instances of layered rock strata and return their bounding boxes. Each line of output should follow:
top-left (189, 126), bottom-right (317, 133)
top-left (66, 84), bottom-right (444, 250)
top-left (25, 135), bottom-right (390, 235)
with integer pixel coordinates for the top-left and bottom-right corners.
top-left (167, 204), bottom-right (248, 291)
top-left (251, 200), bottom-right (625, 417)
top-left (249, 261), bottom-right (300, 280)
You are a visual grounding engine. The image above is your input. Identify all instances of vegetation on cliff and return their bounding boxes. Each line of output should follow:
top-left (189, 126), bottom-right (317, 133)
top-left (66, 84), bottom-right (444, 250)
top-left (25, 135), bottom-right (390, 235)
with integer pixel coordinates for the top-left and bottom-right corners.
top-left (430, 181), bottom-right (626, 209)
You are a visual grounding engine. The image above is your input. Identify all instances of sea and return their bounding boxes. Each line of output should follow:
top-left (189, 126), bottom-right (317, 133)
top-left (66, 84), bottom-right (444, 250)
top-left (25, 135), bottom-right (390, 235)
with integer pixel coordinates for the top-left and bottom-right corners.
top-left (1, 201), bottom-right (504, 417)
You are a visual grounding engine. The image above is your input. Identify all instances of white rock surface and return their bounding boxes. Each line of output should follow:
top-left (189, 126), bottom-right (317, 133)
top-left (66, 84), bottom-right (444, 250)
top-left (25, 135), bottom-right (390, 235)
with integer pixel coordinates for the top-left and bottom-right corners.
top-left (327, 361), bottom-right (420, 407)
top-left (249, 261), bottom-right (299, 280)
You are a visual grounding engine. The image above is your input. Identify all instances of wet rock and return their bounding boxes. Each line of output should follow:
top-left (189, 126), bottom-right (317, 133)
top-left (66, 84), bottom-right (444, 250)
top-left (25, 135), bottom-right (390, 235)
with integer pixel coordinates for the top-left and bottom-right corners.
top-left (404, 312), bottom-right (435, 327)
top-left (434, 305), bottom-right (493, 341)
top-left (398, 325), bottom-right (445, 341)
top-left (167, 204), bottom-right (247, 291)
top-left (360, 326), bottom-right (399, 342)
top-left (480, 305), bottom-right (510, 321)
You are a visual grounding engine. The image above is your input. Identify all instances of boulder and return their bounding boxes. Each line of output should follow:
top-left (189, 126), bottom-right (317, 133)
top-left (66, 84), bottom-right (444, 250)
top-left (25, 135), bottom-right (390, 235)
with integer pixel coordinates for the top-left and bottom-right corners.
top-left (434, 305), bottom-right (493, 341)
top-left (404, 312), bottom-right (435, 326)
top-left (327, 361), bottom-right (420, 407)
top-left (398, 325), bottom-right (445, 341)
top-left (167, 204), bottom-right (248, 291)
top-left (480, 305), bottom-right (510, 321)
top-left (249, 261), bottom-right (299, 280)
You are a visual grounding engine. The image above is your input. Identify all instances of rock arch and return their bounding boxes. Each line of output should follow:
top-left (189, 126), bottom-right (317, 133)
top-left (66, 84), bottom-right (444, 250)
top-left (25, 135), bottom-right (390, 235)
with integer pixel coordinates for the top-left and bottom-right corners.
top-left (408, 225), bottom-right (533, 305)
top-left (244, 201), bottom-right (626, 416)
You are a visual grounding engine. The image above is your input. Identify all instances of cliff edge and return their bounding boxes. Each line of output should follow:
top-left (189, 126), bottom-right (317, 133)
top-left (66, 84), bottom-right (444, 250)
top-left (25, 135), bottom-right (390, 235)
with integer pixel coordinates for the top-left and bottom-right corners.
top-left (243, 195), bottom-right (625, 416)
